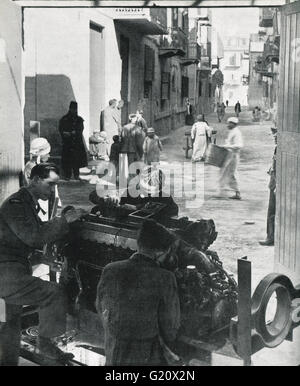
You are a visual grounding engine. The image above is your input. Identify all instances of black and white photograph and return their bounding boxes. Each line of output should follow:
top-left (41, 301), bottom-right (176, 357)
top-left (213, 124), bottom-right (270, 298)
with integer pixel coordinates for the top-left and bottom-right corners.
top-left (0, 0), bottom-right (299, 368)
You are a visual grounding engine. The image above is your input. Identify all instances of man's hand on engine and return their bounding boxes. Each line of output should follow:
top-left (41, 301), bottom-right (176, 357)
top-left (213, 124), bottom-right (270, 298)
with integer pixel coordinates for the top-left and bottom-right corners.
top-left (63, 207), bottom-right (88, 223)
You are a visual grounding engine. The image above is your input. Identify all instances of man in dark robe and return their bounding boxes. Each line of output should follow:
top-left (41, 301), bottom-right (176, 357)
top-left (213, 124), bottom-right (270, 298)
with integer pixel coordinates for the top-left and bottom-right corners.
top-left (59, 101), bottom-right (88, 180)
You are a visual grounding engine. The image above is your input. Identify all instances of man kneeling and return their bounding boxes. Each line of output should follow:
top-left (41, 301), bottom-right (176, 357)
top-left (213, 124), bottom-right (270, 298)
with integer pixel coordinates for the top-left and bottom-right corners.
top-left (96, 219), bottom-right (181, 366)
top-left (0, 163), bottom-right (85, 365)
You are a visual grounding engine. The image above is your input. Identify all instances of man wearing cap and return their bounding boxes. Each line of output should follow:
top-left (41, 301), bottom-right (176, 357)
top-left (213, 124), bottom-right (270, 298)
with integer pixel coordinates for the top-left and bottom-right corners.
top-left (96, 219), bottom-right (180, 366)
top-left (143, 127), bottom-right (163, 165)
top-left (219, 117), bottom-right (243, 200)
top-left (119, 114), bottom-right (145, 181)
top-left (59, 101), bottom-right (88, 180)
top-left (0, 163), bottom-right (86, 365)
top-left (23, 137), bottom-right (62, 221)
top-left (24, 137), bottom-right (51, 186)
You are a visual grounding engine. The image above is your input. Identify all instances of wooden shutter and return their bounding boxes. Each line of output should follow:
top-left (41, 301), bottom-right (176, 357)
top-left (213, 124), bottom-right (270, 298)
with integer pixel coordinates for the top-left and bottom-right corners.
top-left (161, 72), bottom-right (170, 100)
top-left (144, 45), bottom-right (155, 82)
top-left (275, 1), bottom-right (300, 282)
top-left (181, 76), bottom-right (189, 98)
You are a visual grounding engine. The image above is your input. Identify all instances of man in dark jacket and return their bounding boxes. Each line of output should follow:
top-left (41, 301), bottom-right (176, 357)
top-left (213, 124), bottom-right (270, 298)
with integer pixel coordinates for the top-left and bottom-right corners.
top-left (96, 219), bottom-right (180, 366)
top-left (0, 163), bottom-right (85, 365)
top-left (120, 114), bottom-right (145, 166)
top-left (59, 101), bottom-right (88, 180)
top-left (259, 128), bottom-right (277, 246)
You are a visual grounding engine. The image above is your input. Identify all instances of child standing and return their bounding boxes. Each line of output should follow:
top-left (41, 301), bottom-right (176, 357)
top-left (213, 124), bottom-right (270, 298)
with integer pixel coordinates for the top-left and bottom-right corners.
top-left (143, 127), bottom-right (163, 165)
top-left (110, 135), bottom-right (121, 177)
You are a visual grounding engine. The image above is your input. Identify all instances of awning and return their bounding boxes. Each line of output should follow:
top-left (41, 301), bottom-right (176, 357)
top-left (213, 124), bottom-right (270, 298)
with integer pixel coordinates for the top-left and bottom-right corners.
top-left (159, 48), bottom-right (186, 58)
top-left (115, 19), bottom-right (168, 35)
top-left (180, 58), bottom-right (199, 66)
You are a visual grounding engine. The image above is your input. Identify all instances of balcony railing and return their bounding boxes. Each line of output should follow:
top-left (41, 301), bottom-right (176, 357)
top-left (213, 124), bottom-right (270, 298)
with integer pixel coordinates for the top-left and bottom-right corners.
top-left (187, 42), bottom-right (201, 60)
top-left (259, 8), bottom-right (274, 28)
top-left (159, 27), bottom-right (188, 54)
top-left (263, 37), bottom-right (280, 64)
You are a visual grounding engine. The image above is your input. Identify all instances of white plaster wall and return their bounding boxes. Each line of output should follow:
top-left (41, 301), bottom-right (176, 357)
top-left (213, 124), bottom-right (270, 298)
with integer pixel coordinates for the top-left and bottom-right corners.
top-left (24, 8), bottom-right (122, 143)
top-left (0, 0), bottom-right (24, 202)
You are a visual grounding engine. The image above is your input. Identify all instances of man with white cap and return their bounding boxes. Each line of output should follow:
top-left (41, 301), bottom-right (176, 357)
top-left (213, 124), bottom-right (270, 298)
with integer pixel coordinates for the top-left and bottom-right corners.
top-left (219, 117), bottom-right (243, 200)
top-left (24, 137), bottom-right (62, 220)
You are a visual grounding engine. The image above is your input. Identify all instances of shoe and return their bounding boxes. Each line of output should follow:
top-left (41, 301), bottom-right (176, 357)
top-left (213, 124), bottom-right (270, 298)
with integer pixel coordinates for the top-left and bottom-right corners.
top-left (37, 336), bottom-right (74, 364)
top-left (259, 239), bottom-right (274, 246)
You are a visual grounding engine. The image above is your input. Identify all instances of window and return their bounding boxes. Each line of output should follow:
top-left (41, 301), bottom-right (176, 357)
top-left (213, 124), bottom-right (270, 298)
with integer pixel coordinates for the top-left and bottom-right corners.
top-left (229, 54), bottom-right (236, 66)
top-left (144, 45), bottom-right (155, 82)
top-left (161, 71), bottom-right (170, 101)
top-left (208, 83), bottom-right (212, 98)
top-left (181, 76), bottom-right (189, 98)
top-left (199, 80), bottom-right (202, 97)
top-left (172, 9), bottom-right (178, 28)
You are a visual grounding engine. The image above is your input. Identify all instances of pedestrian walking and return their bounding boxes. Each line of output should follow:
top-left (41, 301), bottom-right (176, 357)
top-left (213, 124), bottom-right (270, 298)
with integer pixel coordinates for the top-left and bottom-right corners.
top-left (259, 128), bottom-right (277, 246)
top-left (23, 137), bottom-right (61, 221)
top-left (219, 117), bottom-right (243, 200)
top-left (226, 100), bottom-right (229, 108)
top-left (191, 114), bottom-right (211, 162)
top-left (59, 101), bottom-right (88, 180)
top-left (234, 101), bottom-right (241, 117)
top-left (185, 98), bottom-right (194, 125)
top-left (96, 218), bottom-right (180, 366)
top-left (0, 163), bottom-right (85, 366)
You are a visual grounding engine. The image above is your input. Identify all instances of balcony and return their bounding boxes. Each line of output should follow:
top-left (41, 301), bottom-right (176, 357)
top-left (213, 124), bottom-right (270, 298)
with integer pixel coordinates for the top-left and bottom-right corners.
top-left (263, 37), bottom-right (280, 64)
top-left (158, 27), bottom-right (188, 58)
top-left (187, 42), bottom-right (201, 60)
top-left (259, 8), bottom-right (274, 28)
top-left (114, 7), bottom-right (168, 35)
top-left (254, 56), bottom-right (274, 78)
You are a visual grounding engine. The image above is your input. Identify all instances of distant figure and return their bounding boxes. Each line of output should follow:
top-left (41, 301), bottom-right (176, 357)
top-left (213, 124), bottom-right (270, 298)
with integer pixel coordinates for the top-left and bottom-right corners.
top-left (110, 135), bottom-right (121, 178)
top-left (100, 99), bottom-right (118, 151)
top-left (113, 99), bottom-right (124, 135)
top-left (226, 100), bottom-right (229, 107)
top-left (219, 117), bottom-right (243, 200)
top-left (191, 114), bottom-right (211, 162)
top-left (136, 110), bottom-right (148, 133)
top-left (143, 127), bottom-right (163, 165)
top-left (59, 101), bottom-right (88, 180)
top-left (234, 101), bottom-right (241, 117)
top-left (259, 128), bottom-right (277, 246)
top-left (216, 103), bottom-right (225, 122)
top-left (185, 98), bottom-right (194, 125)
top-left (23, 137), bottom-right (61, 221)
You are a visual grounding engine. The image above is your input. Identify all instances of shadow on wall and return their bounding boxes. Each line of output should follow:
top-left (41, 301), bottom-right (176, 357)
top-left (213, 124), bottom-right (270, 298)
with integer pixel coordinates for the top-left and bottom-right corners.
top-left (24, 74), bottom-right (76, 158)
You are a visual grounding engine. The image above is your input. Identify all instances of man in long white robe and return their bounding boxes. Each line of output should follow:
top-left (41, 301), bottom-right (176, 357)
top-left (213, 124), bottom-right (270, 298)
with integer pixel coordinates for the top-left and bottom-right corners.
top-left (219, 117), bottom-right (243, 200)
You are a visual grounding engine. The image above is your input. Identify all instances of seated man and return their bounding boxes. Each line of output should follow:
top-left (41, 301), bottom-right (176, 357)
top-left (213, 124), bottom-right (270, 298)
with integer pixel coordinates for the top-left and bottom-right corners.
top-left (96, 219), bottom-right (181, 366)
top-left (89, 167), bottom-right (179, 219)
top-left (0, 163), bottom-right (85, 365)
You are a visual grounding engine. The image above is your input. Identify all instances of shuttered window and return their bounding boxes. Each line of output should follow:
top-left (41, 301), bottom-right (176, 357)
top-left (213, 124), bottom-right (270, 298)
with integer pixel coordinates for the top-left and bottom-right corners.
top-left (144, 45), bottom-right (155, 82)
top-left (161, 72), bottom-right (170, 101)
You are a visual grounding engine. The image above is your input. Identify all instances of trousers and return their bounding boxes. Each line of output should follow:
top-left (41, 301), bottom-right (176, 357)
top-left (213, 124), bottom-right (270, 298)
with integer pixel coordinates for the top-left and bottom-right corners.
top-left (0, 262), bottom-right (67, 366)
top-left (267, 189), bottom-right (276, 242)
top-left (219, 152), bottom-right (240, 192)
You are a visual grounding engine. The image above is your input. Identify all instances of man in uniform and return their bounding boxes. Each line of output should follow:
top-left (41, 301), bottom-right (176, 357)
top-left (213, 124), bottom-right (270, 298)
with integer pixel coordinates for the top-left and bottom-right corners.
top-left (0, 163), bottom-right (85, 365)
top-left (96, 219), bottom-right (180, 366)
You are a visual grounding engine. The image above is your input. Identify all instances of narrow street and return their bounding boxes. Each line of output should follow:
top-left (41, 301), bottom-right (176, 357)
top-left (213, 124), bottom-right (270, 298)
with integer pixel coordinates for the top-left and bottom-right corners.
top-left (59, 107), bottom-right (275, 286)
